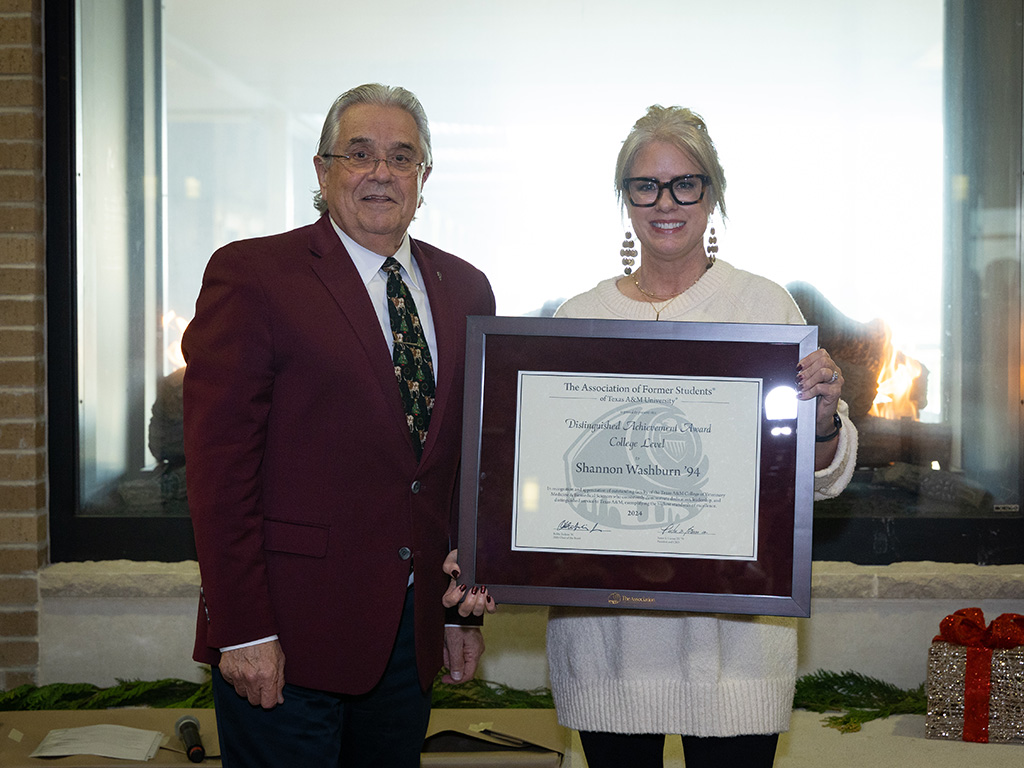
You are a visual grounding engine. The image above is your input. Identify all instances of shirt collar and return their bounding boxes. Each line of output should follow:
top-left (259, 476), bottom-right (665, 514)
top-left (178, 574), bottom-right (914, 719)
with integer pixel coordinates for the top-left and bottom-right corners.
top-left (328, 216), bottom-right (418, 290)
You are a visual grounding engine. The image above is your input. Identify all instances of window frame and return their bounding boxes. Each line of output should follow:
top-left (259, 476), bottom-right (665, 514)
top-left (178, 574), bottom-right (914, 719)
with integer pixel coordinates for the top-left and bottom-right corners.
top-left (44, 1), bottom-right (1023, 564)
top-left (45, 1), bottom-right (196, 561)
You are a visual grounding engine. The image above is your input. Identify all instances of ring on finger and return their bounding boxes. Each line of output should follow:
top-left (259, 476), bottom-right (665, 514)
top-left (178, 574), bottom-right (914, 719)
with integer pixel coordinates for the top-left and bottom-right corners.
top-left (829, 369), bottom-right (839, 384)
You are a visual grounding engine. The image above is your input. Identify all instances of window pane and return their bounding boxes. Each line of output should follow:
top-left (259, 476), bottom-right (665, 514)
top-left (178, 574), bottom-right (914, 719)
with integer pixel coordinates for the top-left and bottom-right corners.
top-left (75, 0), bottom-right (1021, 558)
top-left (78, 0), bottom-right (172, 515)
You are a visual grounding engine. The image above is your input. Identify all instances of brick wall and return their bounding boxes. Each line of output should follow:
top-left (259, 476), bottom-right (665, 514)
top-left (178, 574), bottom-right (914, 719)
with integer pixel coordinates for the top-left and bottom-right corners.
top-left (0, 0), bottom-right (45, 689)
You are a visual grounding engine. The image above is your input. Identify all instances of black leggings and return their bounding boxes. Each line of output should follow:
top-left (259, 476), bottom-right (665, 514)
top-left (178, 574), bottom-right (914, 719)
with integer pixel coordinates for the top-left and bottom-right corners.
top-left (579, 730), bottom-right (779, 768)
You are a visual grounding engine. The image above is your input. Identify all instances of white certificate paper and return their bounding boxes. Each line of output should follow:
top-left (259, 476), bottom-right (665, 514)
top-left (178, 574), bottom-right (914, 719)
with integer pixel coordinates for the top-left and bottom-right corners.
top-left (512, 371), bottom-right (762, 559)
top-left (30, 724), bottom-right (164, 760)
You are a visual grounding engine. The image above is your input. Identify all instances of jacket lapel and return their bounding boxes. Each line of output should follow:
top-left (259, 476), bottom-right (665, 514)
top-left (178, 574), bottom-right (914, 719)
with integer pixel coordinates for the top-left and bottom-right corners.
top-left (306, 216), bottom-right (415, 454)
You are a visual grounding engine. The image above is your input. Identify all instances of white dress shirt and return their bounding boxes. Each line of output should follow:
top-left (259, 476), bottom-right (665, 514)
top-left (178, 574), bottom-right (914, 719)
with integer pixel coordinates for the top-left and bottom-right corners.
top-left (333, 221), bottom-right (439, 377)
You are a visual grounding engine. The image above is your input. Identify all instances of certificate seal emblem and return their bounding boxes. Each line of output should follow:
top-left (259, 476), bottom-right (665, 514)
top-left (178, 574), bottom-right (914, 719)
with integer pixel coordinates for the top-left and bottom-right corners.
top-left (563, 403), bottom-right (711, 529)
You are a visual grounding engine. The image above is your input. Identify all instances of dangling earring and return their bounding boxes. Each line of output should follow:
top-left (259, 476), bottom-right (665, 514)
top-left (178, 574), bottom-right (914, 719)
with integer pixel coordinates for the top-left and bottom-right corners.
top-left (705, 218), bottom-right (718, 270)
top-left (620, 231), bottom-right (637, 275)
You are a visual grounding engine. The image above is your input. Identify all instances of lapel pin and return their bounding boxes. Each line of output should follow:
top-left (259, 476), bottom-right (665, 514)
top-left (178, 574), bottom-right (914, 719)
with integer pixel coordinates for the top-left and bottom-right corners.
top-left (436, 271), bottom-right (443, 281)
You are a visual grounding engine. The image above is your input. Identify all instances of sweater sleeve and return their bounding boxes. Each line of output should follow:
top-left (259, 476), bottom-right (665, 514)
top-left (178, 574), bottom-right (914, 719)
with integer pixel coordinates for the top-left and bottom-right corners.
top-left (813, 399), bottom-right (858, 499)
top-left (759, 277), bottom-right (859, 499)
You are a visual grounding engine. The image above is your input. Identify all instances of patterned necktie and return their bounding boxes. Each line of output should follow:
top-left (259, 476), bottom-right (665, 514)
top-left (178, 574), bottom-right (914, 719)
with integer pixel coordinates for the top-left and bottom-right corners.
top-left (382, 257), bottom-right (435, 458)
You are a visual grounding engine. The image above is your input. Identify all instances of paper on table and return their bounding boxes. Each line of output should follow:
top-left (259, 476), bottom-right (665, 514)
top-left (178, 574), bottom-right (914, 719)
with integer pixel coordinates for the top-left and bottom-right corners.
top-left (30, 724), bottom-right (163, 761)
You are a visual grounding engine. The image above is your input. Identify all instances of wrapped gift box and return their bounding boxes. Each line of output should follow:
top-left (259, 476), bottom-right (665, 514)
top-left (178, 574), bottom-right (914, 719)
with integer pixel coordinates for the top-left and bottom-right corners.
top-left (926, 608), bottom-right (1024, 744)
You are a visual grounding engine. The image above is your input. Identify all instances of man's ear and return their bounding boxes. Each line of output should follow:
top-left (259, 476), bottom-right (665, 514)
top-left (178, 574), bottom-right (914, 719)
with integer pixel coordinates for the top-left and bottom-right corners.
top-left (313, 155), bottom-right (329, 190)
top-left (418, 166), bottom-right (432, 208)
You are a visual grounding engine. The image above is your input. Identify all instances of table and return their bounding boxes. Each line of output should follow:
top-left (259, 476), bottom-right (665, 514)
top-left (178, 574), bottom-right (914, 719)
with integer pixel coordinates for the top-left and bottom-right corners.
top-left (0, 708), bottom-right (567, 766)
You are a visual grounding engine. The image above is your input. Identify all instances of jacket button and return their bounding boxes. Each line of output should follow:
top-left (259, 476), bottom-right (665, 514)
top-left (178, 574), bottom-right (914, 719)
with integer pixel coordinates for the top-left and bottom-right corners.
top-left (398, 547), bottom-right (412, 560)
top-left (411, 480), bottom-right (421, 493)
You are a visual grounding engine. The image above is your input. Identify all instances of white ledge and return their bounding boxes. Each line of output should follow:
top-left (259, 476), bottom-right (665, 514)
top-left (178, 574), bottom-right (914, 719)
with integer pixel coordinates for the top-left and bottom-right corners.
top-left (37, 560), bottom-right (1024, 601)
top-left (811, 560), bottom-right (1024, 599)
top-left (40, 560), bottom-right (200, 598)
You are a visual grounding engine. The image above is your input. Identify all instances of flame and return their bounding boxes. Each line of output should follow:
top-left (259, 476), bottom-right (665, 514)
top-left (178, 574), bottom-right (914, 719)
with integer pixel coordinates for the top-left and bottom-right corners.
top-left (163, 310), bottom-right (189, 371)
top-left (869, 325), bottom-right (922, 419)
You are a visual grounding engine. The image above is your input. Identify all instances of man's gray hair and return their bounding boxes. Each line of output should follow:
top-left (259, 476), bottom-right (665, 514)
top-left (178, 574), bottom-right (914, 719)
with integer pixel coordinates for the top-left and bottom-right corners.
top-left (313, 84), bottom-right (433, 214)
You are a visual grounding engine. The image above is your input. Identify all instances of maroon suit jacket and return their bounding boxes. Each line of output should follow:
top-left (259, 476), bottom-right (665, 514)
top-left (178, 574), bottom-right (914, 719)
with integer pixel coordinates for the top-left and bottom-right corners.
top-left (182, 214), bottom-right (495, 694)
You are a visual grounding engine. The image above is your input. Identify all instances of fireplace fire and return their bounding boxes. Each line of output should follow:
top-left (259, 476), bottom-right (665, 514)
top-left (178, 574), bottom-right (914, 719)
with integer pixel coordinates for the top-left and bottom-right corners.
top-left (787, 281), bottom-right (990, 514)
top-left (869, 325), bottom-right (926, 421)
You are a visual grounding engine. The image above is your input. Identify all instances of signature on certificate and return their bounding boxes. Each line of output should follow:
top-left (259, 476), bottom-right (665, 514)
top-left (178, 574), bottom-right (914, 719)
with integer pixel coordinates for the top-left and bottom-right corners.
top-left (555, 520), bottom-right (607, 534)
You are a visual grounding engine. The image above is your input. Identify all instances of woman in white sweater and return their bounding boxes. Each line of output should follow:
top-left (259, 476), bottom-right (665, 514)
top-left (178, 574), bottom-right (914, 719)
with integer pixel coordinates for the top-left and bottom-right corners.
top-left (547, 105), bottom-right (857, 767)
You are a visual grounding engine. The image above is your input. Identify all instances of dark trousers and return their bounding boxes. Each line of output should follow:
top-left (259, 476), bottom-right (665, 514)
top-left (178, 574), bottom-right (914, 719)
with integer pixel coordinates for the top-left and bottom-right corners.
top-left (212, 587), bottom-right (431, 767)
top-left (579, 729), bottom-right (780, 768)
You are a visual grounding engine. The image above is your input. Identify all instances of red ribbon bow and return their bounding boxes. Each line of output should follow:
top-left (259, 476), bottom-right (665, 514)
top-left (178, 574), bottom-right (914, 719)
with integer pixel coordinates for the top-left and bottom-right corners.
top-left (934, 608), bottom-right (1024, 743)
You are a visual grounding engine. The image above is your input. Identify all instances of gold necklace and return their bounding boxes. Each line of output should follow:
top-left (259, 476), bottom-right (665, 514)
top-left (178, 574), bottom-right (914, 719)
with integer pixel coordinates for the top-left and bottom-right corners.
top-left (648, 298), bottom-right (676, 321)
top-left (633, 272), bottom-right (683, 302)
top-left (633, 262), bottom-right (713, 320)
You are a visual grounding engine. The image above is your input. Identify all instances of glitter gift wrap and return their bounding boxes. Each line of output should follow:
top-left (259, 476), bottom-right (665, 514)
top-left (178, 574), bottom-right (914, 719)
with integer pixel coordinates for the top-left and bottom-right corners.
top-left (926, 607), bottom-right (1024, 743)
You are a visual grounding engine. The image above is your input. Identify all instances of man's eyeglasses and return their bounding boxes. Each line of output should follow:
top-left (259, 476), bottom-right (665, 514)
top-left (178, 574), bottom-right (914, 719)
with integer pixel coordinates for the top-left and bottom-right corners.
top-left (623, 175), bottom-right (710, 207)
top-left (322, 151), bottom-right (424, 177)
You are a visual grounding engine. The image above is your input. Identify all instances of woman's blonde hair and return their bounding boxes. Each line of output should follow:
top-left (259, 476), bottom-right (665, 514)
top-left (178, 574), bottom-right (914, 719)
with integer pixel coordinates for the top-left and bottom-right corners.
top-left (615, 105), bottom-right (727, 219)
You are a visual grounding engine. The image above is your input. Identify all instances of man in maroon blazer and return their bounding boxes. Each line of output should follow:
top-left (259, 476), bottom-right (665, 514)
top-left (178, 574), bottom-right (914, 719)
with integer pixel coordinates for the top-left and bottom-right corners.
top-left (182, 84), bottom-right (494, 767)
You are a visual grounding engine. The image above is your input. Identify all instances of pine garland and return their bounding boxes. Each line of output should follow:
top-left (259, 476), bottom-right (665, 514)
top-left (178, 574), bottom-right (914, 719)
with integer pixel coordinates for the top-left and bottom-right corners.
top-left (431, 675), bottom-right (554, 709)
top-left (0, 672), bottom-right (549, 711)
top-left (793, 670), bottom-right (927, 733)
top-left (0, 678), bottom-right (214, 711)
top-left (2, 668), bottom-right (922, 731)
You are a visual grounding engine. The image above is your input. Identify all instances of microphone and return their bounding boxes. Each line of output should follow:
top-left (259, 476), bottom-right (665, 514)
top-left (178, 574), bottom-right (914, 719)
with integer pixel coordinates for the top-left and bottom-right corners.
top-left (175, 715), bottom-right (206, 763)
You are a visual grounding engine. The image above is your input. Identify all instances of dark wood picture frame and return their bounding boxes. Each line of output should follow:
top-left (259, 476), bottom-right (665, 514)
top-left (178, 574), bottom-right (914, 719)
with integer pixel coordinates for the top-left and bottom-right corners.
top-left (458, 316), bottom-right (818, 617)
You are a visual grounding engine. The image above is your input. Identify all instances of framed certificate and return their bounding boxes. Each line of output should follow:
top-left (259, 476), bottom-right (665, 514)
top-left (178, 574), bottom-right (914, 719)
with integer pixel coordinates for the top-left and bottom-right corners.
top-left (458, 316), bottom-right (818, 617)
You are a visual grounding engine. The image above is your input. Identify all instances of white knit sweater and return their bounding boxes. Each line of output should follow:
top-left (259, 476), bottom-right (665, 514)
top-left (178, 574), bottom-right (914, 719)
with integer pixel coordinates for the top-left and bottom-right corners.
top-left (546, 261), bottom-right (858, 737)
